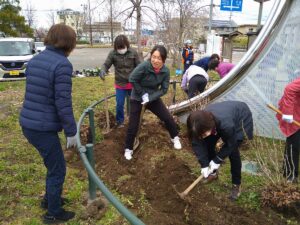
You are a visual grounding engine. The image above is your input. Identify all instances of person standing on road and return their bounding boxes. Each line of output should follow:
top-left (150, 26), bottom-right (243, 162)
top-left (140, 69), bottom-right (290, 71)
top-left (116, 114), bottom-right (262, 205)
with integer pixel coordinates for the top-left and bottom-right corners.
top-left (19, 24), bottom-right (77, 223)
top-left (182, 40), bottom-right (194, 74)
top-left (99, 35), bottom-right (141, 127)
top-left (276, 76), bottom-right (300, 183)
top-left (124, 45), bottom-right (182, 160)
top-left (186, 101), bottom-right (253, 200)
top-left (181, 64), bottom-right (209, 98)
top-left (193, 53), bottom-right (220, 72)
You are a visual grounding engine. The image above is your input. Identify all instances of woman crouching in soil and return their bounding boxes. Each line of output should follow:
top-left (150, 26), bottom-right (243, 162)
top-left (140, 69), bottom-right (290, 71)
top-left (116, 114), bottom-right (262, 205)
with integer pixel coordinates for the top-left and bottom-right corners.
top-left (186, 101), bottom-right (253, 200)
top-left (124, 45), bottom-right (182, 160)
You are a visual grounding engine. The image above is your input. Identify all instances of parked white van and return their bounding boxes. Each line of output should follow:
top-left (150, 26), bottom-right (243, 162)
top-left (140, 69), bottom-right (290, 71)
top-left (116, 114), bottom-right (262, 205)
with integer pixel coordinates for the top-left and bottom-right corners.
top-left (0, 38), bottom-right (36, 79)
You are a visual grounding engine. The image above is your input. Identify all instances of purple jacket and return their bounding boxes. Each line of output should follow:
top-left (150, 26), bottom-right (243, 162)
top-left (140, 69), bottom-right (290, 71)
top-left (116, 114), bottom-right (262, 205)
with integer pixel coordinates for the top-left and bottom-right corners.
top-left (217, 62), bottom-right (235, 78)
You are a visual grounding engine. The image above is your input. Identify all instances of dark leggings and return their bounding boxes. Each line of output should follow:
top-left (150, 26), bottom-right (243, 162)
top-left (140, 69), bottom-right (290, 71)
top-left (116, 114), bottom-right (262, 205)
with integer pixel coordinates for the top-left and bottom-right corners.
top-left (284, 129), bottom-right (300, 179)
top-left (205, 135), bottom-right (242, 185)
top-left (188, 75), bottom-right (207, 98)
top-left (125, 98), bottom-right (178, 150)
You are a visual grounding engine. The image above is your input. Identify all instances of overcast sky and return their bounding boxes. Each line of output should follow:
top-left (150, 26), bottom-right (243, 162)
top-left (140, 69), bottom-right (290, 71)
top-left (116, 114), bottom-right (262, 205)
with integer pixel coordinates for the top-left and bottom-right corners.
top-left (19, 0), bottom-right (276, 28)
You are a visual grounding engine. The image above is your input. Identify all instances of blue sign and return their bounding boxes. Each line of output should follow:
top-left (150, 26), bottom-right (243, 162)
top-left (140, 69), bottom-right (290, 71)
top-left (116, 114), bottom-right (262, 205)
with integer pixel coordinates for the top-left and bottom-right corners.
top-left (220, 0), bottom-right (243, 12)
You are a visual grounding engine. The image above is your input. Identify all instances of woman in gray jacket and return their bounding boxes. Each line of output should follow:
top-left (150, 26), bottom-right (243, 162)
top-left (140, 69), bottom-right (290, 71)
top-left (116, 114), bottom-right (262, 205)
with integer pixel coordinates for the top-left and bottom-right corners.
top-left (124, 45), bottom-right (182, 160)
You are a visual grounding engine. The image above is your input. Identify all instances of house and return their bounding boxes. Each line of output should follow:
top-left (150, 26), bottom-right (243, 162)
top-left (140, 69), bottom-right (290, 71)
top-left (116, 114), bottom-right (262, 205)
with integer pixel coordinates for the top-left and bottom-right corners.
top-left (204, 20), bottom-right (238, 34)
top-left (238, 24), bottom-right (258, 34)
top-left (56, 9), bottom-right (83, 37)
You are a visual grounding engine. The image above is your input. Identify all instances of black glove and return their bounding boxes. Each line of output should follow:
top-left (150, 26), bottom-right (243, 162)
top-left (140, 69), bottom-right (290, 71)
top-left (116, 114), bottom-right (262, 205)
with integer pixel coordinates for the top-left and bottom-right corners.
top-left (99, 70), bottom-right (106, 80)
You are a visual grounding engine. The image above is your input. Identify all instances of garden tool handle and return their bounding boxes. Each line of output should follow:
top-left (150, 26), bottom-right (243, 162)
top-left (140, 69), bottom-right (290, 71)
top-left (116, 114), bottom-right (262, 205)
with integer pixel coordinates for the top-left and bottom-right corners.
top-left (181, 174), bottom-right (204, 196)
top-left (267, 104), bottom-right (300, 127)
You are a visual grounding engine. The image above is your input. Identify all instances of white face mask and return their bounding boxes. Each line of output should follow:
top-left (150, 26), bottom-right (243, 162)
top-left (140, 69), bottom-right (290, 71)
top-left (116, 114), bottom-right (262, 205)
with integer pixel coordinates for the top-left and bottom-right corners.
top-left (117, 47), bottom-right (127, 54)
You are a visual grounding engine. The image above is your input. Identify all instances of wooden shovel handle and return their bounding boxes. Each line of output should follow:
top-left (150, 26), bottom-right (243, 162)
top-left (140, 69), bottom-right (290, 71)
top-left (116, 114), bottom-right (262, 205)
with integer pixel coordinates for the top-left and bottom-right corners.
top-left (182, 174), bottom-right (204, 196)
top-left (267, 104), bottom-right (300, 127)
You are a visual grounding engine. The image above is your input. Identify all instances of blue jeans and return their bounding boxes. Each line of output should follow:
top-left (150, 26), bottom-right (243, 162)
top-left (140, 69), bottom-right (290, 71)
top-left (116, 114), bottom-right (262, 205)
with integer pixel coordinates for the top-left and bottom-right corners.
top-left (22, 127), bottom-right (65, 216)
top-left (116, 88), bottom-right (131, 125)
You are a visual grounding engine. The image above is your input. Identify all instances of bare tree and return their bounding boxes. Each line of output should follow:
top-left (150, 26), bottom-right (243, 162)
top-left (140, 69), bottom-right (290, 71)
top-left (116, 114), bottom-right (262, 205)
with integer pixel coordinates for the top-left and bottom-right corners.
top-left (47, 11), bottom-right (56, 27)
top-left (147, 0), bottom-right (207, 68)
top-left (128, 0), bottom-right (143, 58)
top-left (35, 27), bottom-right (48, 40)
top-left (24, 0), bottom-right (36, 28)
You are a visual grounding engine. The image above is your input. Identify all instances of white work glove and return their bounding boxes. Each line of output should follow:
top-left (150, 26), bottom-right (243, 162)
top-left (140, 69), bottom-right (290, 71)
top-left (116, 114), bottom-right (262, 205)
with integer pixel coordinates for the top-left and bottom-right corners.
top-left (282, 114), bottom-right (293, 123)
top-left (67, 135), bottom-right (77, 149)
top-left (201, 167), bottom-right (211, 178)
top-left (141, 93), bottom-right (149, 105)
top-left (209, 160), bottom-right (220, 173)
top-left (186, 60), bottom-right (190, 64)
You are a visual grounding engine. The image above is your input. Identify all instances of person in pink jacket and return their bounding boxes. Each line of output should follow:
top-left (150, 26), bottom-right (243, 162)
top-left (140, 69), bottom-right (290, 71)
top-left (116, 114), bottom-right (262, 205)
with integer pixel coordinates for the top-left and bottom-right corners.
top-left (276, 76), bottom-right (300, 183)
top-left (208, 59), bottom-right (235, 79)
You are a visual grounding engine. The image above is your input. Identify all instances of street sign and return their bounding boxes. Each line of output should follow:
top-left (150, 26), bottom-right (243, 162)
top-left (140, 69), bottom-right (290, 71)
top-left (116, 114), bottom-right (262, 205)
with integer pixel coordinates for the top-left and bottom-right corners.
top-left (220, 0), bottom-right (243, 12)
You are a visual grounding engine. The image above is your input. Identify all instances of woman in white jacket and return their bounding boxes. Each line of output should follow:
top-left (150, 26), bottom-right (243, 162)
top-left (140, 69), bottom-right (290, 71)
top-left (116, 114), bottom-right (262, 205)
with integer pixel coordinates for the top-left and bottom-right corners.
top-left (181, 65), bottom-right (209, 98)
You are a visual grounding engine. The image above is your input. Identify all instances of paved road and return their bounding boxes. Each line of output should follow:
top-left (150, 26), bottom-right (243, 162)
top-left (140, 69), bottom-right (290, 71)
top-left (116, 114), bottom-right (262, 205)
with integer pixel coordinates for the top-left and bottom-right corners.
top-left (68, 47), bottom-right (112, 71)
top-left (68, 47), bottom-right (246, 72)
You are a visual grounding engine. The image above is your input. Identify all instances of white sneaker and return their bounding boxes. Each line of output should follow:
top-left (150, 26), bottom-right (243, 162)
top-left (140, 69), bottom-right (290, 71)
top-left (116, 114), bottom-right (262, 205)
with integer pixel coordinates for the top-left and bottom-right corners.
top-left (124, 148), bottom-right (133, 160)
top-left (171, 136), bottom-right (182, 150)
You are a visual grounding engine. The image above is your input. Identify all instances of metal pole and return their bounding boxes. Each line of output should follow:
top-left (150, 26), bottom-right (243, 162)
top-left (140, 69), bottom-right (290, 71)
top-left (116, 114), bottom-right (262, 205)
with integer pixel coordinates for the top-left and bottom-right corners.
top-left (257, 1), bottom-right (263, 30)
top-left (86, 143), bottom-right (97, 201)
top-left (208, 0), bottom-right (214, 33)
top-left (87, 108), bottom-right (95, 144)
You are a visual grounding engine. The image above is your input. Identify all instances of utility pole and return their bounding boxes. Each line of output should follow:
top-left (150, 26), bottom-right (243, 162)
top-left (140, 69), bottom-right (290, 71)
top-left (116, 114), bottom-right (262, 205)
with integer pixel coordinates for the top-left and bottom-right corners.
top-left (88, 0), bottom-right (93, 46)
top-left (254, 0), bottom-right (271, 30)
top-left (208, 0), bottom-right (214, 33)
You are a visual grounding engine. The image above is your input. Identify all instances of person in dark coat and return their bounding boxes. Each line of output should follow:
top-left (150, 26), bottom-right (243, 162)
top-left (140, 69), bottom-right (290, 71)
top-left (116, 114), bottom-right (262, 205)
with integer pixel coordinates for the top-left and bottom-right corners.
top-left (100, 35), bottom-right (141, 127)
top-left (19, 24), bottom-right (77, 223)
top-left (186, 101), bottom-right (253, 200)
top-left (193, 53), bottom-right (220, 72)
top-left (124, 45), bottom-right (182, 160)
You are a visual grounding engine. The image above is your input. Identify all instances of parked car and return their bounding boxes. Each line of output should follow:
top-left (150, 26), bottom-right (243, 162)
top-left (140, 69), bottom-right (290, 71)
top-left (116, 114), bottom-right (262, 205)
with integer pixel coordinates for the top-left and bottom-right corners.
top-left (35, 41), bottom-right (46, 52)
top-left (0, 38), bottom-right (36, 79)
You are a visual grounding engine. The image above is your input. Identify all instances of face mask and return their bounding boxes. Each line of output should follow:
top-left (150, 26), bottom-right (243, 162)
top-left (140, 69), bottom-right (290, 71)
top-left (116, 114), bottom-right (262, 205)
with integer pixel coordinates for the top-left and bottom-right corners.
top-left (117, 47), bottom-right (127, 54)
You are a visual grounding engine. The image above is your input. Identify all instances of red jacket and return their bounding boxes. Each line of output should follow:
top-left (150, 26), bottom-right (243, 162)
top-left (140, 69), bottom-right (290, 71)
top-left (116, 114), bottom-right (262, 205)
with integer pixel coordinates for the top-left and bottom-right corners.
top-left (276, 77), bottom-right (300, 137)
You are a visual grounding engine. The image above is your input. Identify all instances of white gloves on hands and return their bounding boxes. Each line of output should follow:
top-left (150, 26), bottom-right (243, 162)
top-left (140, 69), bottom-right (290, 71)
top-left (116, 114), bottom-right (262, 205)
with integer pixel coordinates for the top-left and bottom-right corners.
top-left (209, 160), bottom-right (220, 173)
top-left (67, 135), bottom-right (77, 149)
top-left (201, 167), bottom-right (210, 178)
top-left (186, 60), bottom-right (190, 64)
top-left (141, 93), bottom-right (149, 105)
top-left (282, 114), bottom-right (293, 123)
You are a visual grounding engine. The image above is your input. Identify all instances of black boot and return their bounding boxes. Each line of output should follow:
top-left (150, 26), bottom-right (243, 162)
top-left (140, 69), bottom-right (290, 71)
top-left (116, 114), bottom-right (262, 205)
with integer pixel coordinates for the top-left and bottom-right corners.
top-left (43, 209), bottom-right (75, 224)
top-left (41, 197), bottom-right (69, 210)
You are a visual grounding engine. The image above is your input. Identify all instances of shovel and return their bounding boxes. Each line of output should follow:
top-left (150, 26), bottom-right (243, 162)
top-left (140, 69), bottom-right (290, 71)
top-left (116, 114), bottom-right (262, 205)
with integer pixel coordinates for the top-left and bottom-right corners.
top-left (267, 104), bottom-right (300, 127)
top-left (133, 104), bottom-right (146, 150)
top-left (174, 174), bottom-right (204, 200)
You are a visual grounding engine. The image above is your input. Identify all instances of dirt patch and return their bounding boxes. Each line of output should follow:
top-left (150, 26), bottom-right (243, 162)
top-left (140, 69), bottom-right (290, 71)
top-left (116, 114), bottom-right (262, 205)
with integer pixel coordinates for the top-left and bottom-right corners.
top-left (66, 110), bottom-right (297, 225)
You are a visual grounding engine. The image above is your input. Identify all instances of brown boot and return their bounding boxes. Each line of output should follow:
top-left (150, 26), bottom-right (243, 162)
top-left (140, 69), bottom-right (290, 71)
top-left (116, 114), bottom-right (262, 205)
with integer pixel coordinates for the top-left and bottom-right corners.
top-left (229, 184), bottom-right (241, 201)
top-left (202, 171), bottom-right (218, 184)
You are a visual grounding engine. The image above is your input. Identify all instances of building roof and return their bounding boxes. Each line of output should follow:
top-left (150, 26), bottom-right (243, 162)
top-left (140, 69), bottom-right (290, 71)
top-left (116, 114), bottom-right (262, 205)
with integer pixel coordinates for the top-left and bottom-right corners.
top-left (205, 20), bottom-right (238, 28)
top-left (217, 30), bottom-right (243, 37)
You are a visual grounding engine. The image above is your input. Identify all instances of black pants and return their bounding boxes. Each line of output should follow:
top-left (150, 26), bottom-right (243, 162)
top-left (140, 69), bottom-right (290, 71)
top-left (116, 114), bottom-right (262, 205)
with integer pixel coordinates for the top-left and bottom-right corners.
top-left (204, 135), bottom-right (242, 185)
top-left (188, 75), bottom-right (207, 98)
top-left (125, 98), bottom-right (178, 150)
top-left (284, 129), bottom-right (300, 179)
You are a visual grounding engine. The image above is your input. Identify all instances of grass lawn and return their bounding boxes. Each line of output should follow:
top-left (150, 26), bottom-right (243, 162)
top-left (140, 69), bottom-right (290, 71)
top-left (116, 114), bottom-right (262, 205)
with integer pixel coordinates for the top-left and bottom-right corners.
top-left (0, 75), bottom-right (298, 225)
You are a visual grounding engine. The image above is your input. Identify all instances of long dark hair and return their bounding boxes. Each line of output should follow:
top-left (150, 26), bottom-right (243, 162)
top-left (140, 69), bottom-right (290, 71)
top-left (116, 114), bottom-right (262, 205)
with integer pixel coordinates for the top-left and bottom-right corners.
top-left (187, 110), bottom-right (216, 141)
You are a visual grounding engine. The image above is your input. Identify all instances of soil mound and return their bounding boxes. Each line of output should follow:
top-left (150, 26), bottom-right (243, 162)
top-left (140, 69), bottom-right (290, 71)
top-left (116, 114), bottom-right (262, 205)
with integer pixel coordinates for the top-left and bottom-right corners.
top-left (85, 116), bottom-right (287, 225)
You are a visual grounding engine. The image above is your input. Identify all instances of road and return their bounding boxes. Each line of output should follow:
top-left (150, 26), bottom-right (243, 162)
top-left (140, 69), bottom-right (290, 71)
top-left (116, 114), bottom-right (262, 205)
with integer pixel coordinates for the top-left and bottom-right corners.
top-left (68, 47), bottom-right (246, 72)
top-left (68, 47), bottom-right (112, 71)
